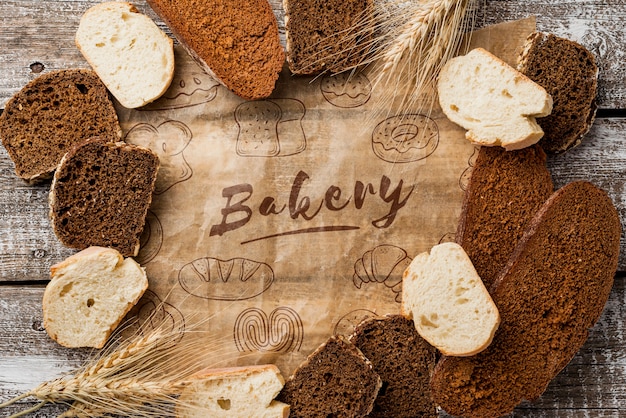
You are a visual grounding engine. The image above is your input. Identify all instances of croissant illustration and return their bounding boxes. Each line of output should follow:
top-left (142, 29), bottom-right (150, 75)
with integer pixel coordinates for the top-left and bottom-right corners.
top-left (353, 245), bottom-right (412, 302)
top-left (179, 257), bottom-right (274, 301)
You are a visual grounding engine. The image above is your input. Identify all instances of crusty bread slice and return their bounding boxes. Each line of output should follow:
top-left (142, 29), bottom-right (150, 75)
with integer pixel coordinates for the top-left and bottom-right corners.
top-left (517, 32), bottom-right (598, 153)
top-left (75, 1), bottom-right (175, 109)
top-left (283, 0), bottom-right (373, 75)
top-left (49, 138), bottom-right (159, 257)
top-left (146, 0), bottom-right (284, 100)
top-left (401, 242), bottom-right (500, 357)
top-left (0, 69), bottom-right (121, 182)
top-left (350, 315), bottom-right (438, 418)
top-left (457, 144), bottom-right (554, 289)
top-left (43, 247), bottom-right (148, 348)
top-left (431, 181), bottom-right (621, 418)
top-left (176, 365), bottom-right (289, 418)
top-left (438, 47), bottom-right (553, 150)
top-left (277, 335), bottom-right (382, 417)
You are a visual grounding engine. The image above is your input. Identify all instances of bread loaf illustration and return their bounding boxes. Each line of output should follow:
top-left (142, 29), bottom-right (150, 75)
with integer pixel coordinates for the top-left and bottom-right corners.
top-left (353, 245), bottom-right (412, 302)
top-left (178, 257), bottom-right (274, 301)
top-left (372, 114), bottom-right (439, 163)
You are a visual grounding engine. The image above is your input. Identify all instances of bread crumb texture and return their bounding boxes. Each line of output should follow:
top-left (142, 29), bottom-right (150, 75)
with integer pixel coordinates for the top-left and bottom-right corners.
top-left (0, 69), bottom-right (121, 182)
top-left (402, 242), bottom-right (500, 356)
top-left (76, 1), bottom-right (175, 108)
top-left (437, 48), bottom-right (552, 150)
top-left (43, 247), bottom-right (148, 348)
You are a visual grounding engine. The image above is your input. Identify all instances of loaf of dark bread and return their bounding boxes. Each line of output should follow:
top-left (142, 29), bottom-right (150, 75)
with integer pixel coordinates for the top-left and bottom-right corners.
top-left (146, 0), bottom-right (284, 100)
top-left (0, 69), bottom-right (121, 182)
top-left (517, 32), bottom-right (598, 153)
top-left (350, 315), bottom-right (438, 418)
top-left (457, 144), bottom-right (554, 289)
top-left (432, 181), bottom-right (621, 418)
top-left (49, 138), bottom-right (159, 257)
top-left (283, 0), bottom-right (373, 75)
top-left (277, 335), bottom-right (381, 417)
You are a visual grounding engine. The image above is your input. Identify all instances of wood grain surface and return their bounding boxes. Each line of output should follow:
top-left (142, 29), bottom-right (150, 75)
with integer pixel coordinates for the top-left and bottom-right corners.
top-left (1, 0), bottom-right (625, 417)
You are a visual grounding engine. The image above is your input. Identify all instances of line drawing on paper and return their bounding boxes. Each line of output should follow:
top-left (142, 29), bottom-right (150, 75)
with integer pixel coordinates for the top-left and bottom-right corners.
top-left (320, 72), bottom-right (372, 108)
top-left (233, 307), bottom-right (304, 353)
top-left (352, 244), bottom-right (413, 303)
top-left (371, 114), bottom-right (439, 163)
top-left (135, 210), bottom-right (163, 265)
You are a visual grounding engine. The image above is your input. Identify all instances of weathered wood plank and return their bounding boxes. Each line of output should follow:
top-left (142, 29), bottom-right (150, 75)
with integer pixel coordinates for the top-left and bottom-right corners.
top-left (1, 0), bottom-right (625, 108)
top-left (0, 279), bottom-right (624, 416)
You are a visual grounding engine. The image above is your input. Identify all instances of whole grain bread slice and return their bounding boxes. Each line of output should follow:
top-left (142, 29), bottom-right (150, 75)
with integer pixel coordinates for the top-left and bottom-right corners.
top-left (349, 315), bottom-right (438, 418)
top-left (517, 32), bottom-right (598, 153)
top-left (431, 181), bottom-right (621, 418)
top-left (457, 144), bottom-right (554, 289)
top-left (49, 138), bottom-right (159, 257)
top-left (146, 0), bottom-right (284, 100)
top-left (0, 69), bottom-right (121, 182)
top-left (277, 335), bottom-right (382, 418)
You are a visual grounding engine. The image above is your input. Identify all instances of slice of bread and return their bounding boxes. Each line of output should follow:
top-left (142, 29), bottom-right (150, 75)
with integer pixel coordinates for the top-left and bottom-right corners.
top-left (176, 365), bottom-right (289, 418)
top-left (517, 32), bottom-right (598, 153)
top-left (0, 69), bottom-right (121, 182)
top-left (431, 181), bottom-right (621, 418)
top-left (438, 47), bottom-right (553, 150)
top-left (75, 1), bottom-right (175, 109)
top-left (49, 138), bottom-right (159, 257)
top-left (43, 246), bottom-right (148, 348)
top-left (283, 0), bottom-right (373, 75)
top-left (401, 242), bottom-right (500, 357)
top-left (277, 335), bottom-right (382, 417)
top-left (457, 144), bottom-right (554, 289)
top-left (146, 0), bottom-right (284, 100)
top-left (350, 315), bottom-right (438, 418)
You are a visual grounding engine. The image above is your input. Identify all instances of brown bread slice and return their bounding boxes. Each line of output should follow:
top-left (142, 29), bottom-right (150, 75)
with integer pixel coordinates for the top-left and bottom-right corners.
top-left (457, 144), bottom-right (554, 289)
top-left (431, 181), bottom-right (621, 418)
top-left (517, 32), bottom-right (598, 153)
top-left (277, 335), bottom-right (382, 417)
top-left (49, 138), bottom-right (159, 257)
top-left (350, 315), bottom-right (438, 418)
top-left (0, 69), bottom-right (121, 182)
top-left (283, 0), bottom-right (373, 75)
top-left (146, 0), bottom-right (284, 100)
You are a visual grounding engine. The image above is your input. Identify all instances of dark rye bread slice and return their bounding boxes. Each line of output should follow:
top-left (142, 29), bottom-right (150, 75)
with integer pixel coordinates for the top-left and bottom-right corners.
top-left (0, 69), bottom-right (121, 182)
top-left (349, 315), bottom-right (438, 418)
top-left (283, 0), bottom-right (373, 75)
top-left (457, 144), bottom-right (554, 289)
top-left (277, 335), bottom-right (382, 417)
top-left (517, 32), bottom-right (598, 153)
top-left (431, 181), bottom-right (621, 418)
top-left (146, 0), bottom-right (284, 100)
top-left (49, 138), bottom-right (159, 257)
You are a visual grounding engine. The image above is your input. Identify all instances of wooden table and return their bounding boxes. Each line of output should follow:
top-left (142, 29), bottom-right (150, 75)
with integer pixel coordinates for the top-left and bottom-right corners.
top-left (1, 1), bottom-right (625, 416)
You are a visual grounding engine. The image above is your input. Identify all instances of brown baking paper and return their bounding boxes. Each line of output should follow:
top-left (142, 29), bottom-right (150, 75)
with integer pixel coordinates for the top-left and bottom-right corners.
top-left (115, 17), bottom-right (537, 374)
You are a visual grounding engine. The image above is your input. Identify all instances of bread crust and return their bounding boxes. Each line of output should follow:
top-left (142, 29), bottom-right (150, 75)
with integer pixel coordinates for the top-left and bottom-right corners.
top-left (432, 181), bottom-right (621, 418)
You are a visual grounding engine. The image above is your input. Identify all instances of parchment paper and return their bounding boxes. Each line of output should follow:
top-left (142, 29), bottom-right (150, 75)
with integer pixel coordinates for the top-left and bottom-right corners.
top-left (116, 17), bottom-right (537, 374)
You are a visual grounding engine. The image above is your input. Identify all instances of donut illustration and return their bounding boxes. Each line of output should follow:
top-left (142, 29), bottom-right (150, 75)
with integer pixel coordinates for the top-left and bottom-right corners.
top-left (178, 257), bottom-right (275, 301)
top-left (372, 114), bottom-right (439, 163)
top-left (125, 120), bottom-right (193, 194)
top-left (140, 71), bottom-right (220, 110)
top-left (353, 244), bottom-right (412, 303)
top-left (320, 72), bottom-right (372, 108)
top-left (122, 290), bottom-right (185, 343)
top-left (233, 307), bottom-right (303, 353)
top-left (459, 146), bottom-right (480, 191)
top-left (235, 99), bottom-right (306, 157)
top-left (135, 210), bottom-right (163, 265)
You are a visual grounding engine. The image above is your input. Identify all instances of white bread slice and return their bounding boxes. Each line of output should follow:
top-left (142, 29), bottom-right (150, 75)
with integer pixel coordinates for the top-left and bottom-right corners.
top-left (176, 364), bottom-right (289, 418)
top-left (401, 242), bottom-right (500, 356)
top-left (75, 1), bottom-right (174, 108)
top-left (43, 247), bottom-right (148, 348)
top-left (437, 47), bottom-right (553, 151)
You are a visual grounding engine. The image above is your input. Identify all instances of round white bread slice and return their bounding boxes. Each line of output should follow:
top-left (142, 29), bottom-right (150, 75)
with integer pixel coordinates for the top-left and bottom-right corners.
top-left (43, 247), bottom-right (148, 348)
top-left (401, 242), bottom-right (500, 356)
top-left (175, 364), bottom-right (289, 418)
top-left (75, 1), bottom-right (174, 108)
top-left (437, 47), bottom-right (553, 151)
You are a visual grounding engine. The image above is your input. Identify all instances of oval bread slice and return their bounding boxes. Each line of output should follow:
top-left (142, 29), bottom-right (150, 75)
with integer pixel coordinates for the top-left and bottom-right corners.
top-left (76, 1), bottom-right (174, 108)
top-left (401, 242), bottom-right (500, 356)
